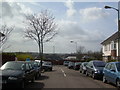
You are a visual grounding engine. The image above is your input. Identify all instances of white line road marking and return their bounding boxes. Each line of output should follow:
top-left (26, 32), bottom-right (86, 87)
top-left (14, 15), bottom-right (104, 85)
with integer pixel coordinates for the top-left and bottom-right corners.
top-left (60, 68), bottom-right (66, 77)
top-left (64, 73), bottom-right (66, 77)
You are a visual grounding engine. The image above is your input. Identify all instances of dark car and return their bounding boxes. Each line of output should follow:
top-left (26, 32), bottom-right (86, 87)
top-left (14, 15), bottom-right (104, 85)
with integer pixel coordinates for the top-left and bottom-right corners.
top-left (0, 61), bottom-right (36, 88)
top-left (86, 60), bottom-right (106, 79)
top-left (74, 62), bottom-right (81, 70)
top-left (79, 62), bottom-right (88, 74)
top-left (68, 62), bottom-right (75, 69)
top-left (26, 61), bottom-right (41, 79)
top-left (42, 61), bottom-right (52, 71)
top-left (103, 62), bottom-right (120, 88)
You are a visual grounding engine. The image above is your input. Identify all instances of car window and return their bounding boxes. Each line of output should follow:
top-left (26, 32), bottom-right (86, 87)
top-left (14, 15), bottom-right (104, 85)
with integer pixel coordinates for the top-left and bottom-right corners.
top-left (87, 61), bottom-right (92, 67)
top-left (26, 64), bottom-right (30, 70)
top-left (105, 63), bottom-right (111, 70)
top-left (110, 64), bottom-right (116, 71)
top-left (29, 64), bottom-right (33, 69)
top-left (116, 63), bottom-right (120, 72)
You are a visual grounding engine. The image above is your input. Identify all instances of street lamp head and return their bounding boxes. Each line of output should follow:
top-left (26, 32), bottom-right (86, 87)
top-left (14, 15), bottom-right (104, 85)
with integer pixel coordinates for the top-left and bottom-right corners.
top-left (104, 6), bottom-right (112, 9)
top-left (70, 41), bottom-right (74, 43)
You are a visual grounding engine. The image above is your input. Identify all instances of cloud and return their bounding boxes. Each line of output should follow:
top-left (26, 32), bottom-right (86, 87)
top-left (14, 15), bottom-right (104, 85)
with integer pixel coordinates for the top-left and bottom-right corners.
top-left (79, 7), bottom-right (109, 22)
top-left (57, 19), bottom-right (105, 42)
top-left (64, 0), bottom-right (76, 17)
top-left (0, 2), bottom-right (34, 51)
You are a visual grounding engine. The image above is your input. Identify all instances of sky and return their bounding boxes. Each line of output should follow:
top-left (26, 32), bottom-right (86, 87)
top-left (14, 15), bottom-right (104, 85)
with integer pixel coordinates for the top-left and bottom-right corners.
top-left (0, 0), bottom-right (120, 53)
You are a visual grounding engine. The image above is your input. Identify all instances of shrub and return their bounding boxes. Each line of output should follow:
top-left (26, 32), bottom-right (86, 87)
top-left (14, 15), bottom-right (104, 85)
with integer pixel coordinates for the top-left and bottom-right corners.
top-left (16, 54), bottom-right (33, 61)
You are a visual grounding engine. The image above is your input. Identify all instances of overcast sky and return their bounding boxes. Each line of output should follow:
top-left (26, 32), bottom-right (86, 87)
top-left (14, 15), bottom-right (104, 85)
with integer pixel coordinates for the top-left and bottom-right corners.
top-left (1, 0), bottom-right (119, 53)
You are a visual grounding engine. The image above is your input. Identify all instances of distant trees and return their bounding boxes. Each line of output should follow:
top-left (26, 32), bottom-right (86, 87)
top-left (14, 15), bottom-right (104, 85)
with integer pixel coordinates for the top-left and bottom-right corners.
top-left (76, 46), bottom-right (102, 60)
top-left (76, 46), bottom-right (86, 60)
top-left (24, 10), bottom-right (58, 66)
top-left (0, 24), bottom-right (14, 50)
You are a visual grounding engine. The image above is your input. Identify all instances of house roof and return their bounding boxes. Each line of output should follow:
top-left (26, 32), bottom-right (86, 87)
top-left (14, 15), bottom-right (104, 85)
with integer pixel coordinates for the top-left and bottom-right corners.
top-left (101, 31), bottom-right (118, 45)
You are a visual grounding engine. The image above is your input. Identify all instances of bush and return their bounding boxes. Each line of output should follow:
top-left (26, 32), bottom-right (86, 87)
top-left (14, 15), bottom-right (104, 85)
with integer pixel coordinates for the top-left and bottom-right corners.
top-left (16, 54), bottom-right (33, 61)
top-left (107, 59), bottom-right (117, 62)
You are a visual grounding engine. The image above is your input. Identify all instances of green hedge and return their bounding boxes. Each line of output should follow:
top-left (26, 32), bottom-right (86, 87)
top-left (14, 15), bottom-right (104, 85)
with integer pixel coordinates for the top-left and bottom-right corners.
top-left (16, 54), bottom-right (33, 61)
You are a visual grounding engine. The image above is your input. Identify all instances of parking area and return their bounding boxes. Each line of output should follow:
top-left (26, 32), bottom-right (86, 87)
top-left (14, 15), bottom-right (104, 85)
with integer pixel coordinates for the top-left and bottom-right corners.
top-left (25, 65), bottom-right (116, 89)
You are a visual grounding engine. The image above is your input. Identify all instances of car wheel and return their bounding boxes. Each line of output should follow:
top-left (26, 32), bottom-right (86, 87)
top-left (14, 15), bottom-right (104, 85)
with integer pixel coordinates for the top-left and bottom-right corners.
top-left (103, 76), bottom-right (107, 83)
top-left (92, 73), bottom-right (96, 79)
top-left (116, 79), bottom-right (120, 88)
top-left (20, 81), bottom-right (25, 88)
top-left (85, 71), bottom-right (88, 76)
top-left (82, 70), bottom-right (85, 74)
top-left (31, 76), bottom-right (35, 83)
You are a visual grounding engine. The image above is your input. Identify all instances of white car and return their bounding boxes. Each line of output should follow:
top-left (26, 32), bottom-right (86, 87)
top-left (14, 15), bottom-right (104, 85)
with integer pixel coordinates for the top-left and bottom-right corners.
top-left (42, 61), bottom-right (52, 71)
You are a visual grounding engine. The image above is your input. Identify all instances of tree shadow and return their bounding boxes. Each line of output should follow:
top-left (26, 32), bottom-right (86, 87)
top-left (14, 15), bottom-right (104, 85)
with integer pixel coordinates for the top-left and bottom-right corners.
top-left (25, 82), bottom-right (45, 89)
top-left (37, 75), bottom-right (49, 80)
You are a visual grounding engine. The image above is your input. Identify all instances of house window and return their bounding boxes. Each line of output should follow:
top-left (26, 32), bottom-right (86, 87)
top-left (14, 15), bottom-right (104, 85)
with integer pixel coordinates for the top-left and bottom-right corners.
top-left (114, 43), bottom-right (116, 49)
top-left (104, 45), bottom-right (107, 51)
top-left (111, 41), bottom-right (116, 50)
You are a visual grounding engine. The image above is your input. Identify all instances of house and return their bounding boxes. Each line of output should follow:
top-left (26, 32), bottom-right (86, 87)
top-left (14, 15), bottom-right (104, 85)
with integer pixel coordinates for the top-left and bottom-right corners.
top-left (65, 56), bottom-right (76, 60)
top-left (101, 31), bottom-right (119, 61)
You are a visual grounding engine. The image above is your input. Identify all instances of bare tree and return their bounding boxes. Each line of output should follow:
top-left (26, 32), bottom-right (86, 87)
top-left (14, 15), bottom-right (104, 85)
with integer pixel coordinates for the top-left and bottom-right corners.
top-left (76, 46), bottom-right (86, 60)
top-left (0, 24), bottom-right (14, 49)
top-left (24, 10), bottom-right (57, 66)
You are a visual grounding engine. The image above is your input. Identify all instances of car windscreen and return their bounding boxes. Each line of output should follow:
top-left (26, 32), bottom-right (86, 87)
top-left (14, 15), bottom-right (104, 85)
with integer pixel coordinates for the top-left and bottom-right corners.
top-left (75, 62), bottom-right (81, 65)
top-left (43, 62), bottom-right (52, 65)
top-left (93, 61), bottom-right (106, 67)
top-left (116, 63), bottom-right (120, 72)
top-left (0, 62), bottom-right (23, 70)
top-left (64, 61), bottom-right (69, 63)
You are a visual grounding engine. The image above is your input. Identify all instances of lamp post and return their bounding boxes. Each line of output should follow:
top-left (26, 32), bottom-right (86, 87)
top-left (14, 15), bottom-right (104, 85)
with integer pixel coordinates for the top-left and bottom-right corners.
top-left (104, 5), bottom-right (120, 60)
top-left (70, 40), bottom-right (77, 54)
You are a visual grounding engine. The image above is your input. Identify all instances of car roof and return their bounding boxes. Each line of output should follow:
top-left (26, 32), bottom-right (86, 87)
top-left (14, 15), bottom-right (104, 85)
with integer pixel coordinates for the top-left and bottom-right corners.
top-left (91, 60), bottom-right (105, 62)
top-left (107, 62), bottom-right (120, 64)
top-left (6, 61), bottom-right (27, 64)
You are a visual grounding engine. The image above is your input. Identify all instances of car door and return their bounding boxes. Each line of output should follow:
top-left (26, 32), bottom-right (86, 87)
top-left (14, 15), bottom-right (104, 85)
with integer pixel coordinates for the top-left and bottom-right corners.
top-left (104, 63), bottom-right (112, 82)
top-left (89, 62), bottom-right (94, 76)
top-left (87, 61), bottom-right (93, 75)
top-left (28, 63), bottom-right (35, 79)
top-left (103, 63), bottom-right (110, 81)
top-left (25, 63), bottom-right (31, 81)
top-left (108, 63), bottom-right (117, 84)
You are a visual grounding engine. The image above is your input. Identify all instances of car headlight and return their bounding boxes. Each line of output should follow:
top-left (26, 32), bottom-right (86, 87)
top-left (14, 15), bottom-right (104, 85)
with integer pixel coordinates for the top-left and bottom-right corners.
top-left (8, 77), bottom-right (18, 80)
top-left (95, 69), bottom-right (100, 73)
top-left (83, 67), bottom-right (86, 70)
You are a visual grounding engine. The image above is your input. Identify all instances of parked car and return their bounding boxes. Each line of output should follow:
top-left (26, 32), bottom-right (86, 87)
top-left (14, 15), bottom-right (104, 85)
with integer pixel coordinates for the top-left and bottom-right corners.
top-left (26, 61), bottom-right (41, 79)
top-left (86, 60), bottom-right (106, 79)
top-left (79, 62), bottom-right (88, 74)
top-left (103, 62), bottom-right (120, 88)
top-left (42, 61), bottom-right (52, 71)
top-left (68, 62), bottom-right (75, 69)
top-left (63, 61), bottom-right (69, 66)
top-left (74, 62), bottom-right (81, 70)
top-left (0, 61), bottom-right (36, 88)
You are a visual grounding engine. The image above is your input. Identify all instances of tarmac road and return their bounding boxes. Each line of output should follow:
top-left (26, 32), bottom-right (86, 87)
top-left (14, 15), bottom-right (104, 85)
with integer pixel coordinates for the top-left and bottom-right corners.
top-left (25, 65), bottom-right (116, 89)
